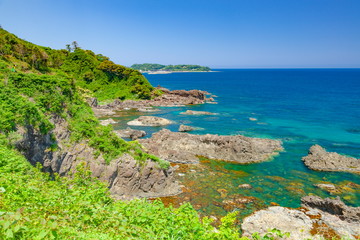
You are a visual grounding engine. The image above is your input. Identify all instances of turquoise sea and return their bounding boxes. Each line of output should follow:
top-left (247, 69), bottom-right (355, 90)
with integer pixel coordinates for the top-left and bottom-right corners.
top-left (113, 69), bottom-right (360, 217)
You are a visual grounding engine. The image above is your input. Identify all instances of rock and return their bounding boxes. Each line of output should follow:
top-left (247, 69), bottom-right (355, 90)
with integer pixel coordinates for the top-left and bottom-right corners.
top-left (221, 195), bottom-right (257, 212)
top-left (180, 110), bottom-right (217, 115)
top-left (114, 128), bottom-right (146, 140)
top-left (93, 89), bottom-right (211, 113)
top-left (302, 145), bottom-right (360, 173)
top-left (301, 196), bottom-right (360, 239)
top-left (15, 116), bottom-right (181, 200)
top-left (238, 184), bottom-right (253, 189)
top-left (127, 116), bottom-right (172, 126)
top-left (100, 118), bottom-right (117, 126)
top-left (314, 183), bottom-right (341, 194)
top-left (241, 206), bottom-right (315, 240)
top-left (301, 196), bottom-right (360, 223)
top-left (139, 129), bottom-right (283, 164)
top-left (178, 124), bottom-right (194, 132)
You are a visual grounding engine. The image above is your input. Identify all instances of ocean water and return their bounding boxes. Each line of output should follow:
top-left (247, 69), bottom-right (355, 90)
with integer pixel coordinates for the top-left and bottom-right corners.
top-left (112, 69), bottom-right (360, 217)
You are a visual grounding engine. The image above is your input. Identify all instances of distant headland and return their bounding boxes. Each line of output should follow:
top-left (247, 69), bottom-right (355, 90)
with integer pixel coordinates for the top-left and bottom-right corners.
top-left (131, 63), bottom-right (212, 74)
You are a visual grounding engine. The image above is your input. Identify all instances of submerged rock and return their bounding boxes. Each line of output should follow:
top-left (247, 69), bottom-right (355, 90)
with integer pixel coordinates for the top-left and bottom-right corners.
top-left (180, 110), bottom-right (218, 115)
top-left (114, 128), bottom-right (146, 140)
top-left (178, 124), bottom-right (195, 132)
top-left (139, 129), bottom-right (283, 164)
top-left (238, 184), bottom-right (253, 189)
top-left (127, 116), bottom-right (172, 126)
top-left (302, 145), bottom-right (360, 173)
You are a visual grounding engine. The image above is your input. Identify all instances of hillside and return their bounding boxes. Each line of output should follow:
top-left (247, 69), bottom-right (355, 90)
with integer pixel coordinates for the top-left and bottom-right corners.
top-left (131, 63), bottom-right (211, 72)
top-left (0, 28), bottom-right (245, 239)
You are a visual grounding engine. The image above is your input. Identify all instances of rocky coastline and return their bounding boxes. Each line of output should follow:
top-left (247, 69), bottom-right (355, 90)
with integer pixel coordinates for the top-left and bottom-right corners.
top-left (88, 88), bottom-right (359, 240)
top-left (91, 87), bottom-right (215, 117)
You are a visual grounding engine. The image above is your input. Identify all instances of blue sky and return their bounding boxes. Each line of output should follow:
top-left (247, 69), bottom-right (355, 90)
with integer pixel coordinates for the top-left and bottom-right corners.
top-left (0, 0), bottom-right (359, 68)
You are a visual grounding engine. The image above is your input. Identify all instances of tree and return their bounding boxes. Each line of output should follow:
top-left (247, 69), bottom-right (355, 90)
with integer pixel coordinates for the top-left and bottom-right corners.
top-left (72, 41), bottom-right (79, 50)
top-left (66, 44), bottom-right (71, 52)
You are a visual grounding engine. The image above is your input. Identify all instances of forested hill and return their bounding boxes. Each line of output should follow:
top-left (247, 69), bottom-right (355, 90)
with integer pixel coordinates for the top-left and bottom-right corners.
top-left (0, 28), bottom-right (154, 100)
top-left (131, 63), bottom-right (211, 72)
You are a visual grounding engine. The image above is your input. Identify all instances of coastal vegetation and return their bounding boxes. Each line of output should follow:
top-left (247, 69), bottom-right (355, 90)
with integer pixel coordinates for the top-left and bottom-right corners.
top-left (0, 28), bottom-right (243, 239)
top-left (131, 63), bottom-right (211, 72)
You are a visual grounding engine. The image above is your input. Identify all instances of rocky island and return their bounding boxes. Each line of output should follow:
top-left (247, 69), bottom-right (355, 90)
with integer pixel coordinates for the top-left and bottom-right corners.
top-left (131, 63), bottom-right (211, 73)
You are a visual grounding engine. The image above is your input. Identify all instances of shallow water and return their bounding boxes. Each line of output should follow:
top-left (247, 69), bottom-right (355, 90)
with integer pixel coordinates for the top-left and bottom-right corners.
top-left (111, 69), bottom-right (360, 218)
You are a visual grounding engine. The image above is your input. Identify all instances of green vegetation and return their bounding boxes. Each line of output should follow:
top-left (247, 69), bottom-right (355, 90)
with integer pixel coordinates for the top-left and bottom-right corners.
top-left (0, 142), bottom-right (241, 239)
top-left (131, 63), bottom-right (211, 72)
top-left (0, 28), bottom-right (154, 101)
top-left (0, 28), bottom-right (326, 239)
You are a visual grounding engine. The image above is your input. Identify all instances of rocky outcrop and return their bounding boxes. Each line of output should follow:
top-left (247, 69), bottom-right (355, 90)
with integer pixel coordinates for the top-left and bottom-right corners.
top-left (241, 206), bottom-right (315, 240)
top-left (301, 196), bottom-right (360, 224)
top-left (114, 128), bottom-right (146, 140)
top-left (302, 145), bottom-right (360, 173)
top-left (180, 110), bottom-right (217, 115)
top-left (15, 116), bottom-right (181, 200)
top-left (127, 116), bottom-right (172, 126)
top-left (178, 124), bottom-right (195, 132)
top-left (242, 196), bottom-right (360, 240)
top-left (92, 88), bottom-right (214, 112)
top-left (301, 196), bottom-right (360, 239)
top-left (139, 129), bottom-right (283, 164)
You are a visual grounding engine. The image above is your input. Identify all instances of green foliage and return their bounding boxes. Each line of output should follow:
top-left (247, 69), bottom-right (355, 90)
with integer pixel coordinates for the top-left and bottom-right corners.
top-left (0, 144), bottom-right (241, 239)
top-left (0, 28), bottom-right (154, 101)
top-left (131, 63), bottom-right (211, 72)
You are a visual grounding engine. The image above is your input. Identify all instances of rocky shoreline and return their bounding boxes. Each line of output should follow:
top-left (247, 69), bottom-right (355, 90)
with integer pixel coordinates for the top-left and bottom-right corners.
top-left (89, 88), bottom-right (359, 240)
top-left (91, 88), bottom-right (215, 117)
top-left (139, 129), bottom-right (283, 164)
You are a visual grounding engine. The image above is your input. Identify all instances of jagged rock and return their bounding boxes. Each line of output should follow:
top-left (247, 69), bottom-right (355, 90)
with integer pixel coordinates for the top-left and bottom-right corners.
top-left (241, 206), bottom-right (315, 240)
top-left (178, 124), bottom-right (194, 132)
top-left (301, 196), bottom-right (360, 239)
top-left (92, 89), bottom-right (211, 113)
top-left (139, 129), bottom-right (283, 164)
top-left (180, 110), bottom-right (217, 115)
top-left (100, 118), bottom-right (117, 126)
top-left (114, 128), bottom-right (146, 140)
top-left (15, 116), bottom-right (181, 200)
top-left (301, 196), bottom-right (360, 223)
top-left (302, 145), bottom-right (360, 173)
top-left (127, 116), bottom-right (172, 126)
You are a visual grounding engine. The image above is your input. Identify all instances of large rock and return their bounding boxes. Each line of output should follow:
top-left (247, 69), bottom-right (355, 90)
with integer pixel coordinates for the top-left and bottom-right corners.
top-left (15, 116), bottom-right (181, 200)
top-left (301, 196), bottom-right (360, 223)
top-left (242, 196), bottom-right (360, 240)
top-left (139, 129), bottom-right (283, 164)
top-left (114, 128), bottom-right (146, 140)
top-left (302, 145), bottom-right (360, 173)
top-left (127, 116), bottom-right (172, 126)
top-left (241, 206), bottom-right (315, 240)
top-left (92, 88), bottom-right (213, 112)
top-left (301, 196), bottom-right (360, 239)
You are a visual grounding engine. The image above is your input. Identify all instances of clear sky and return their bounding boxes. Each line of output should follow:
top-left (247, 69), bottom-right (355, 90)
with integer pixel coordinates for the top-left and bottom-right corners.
top-left (0, 0), bottom-right (359, 68)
